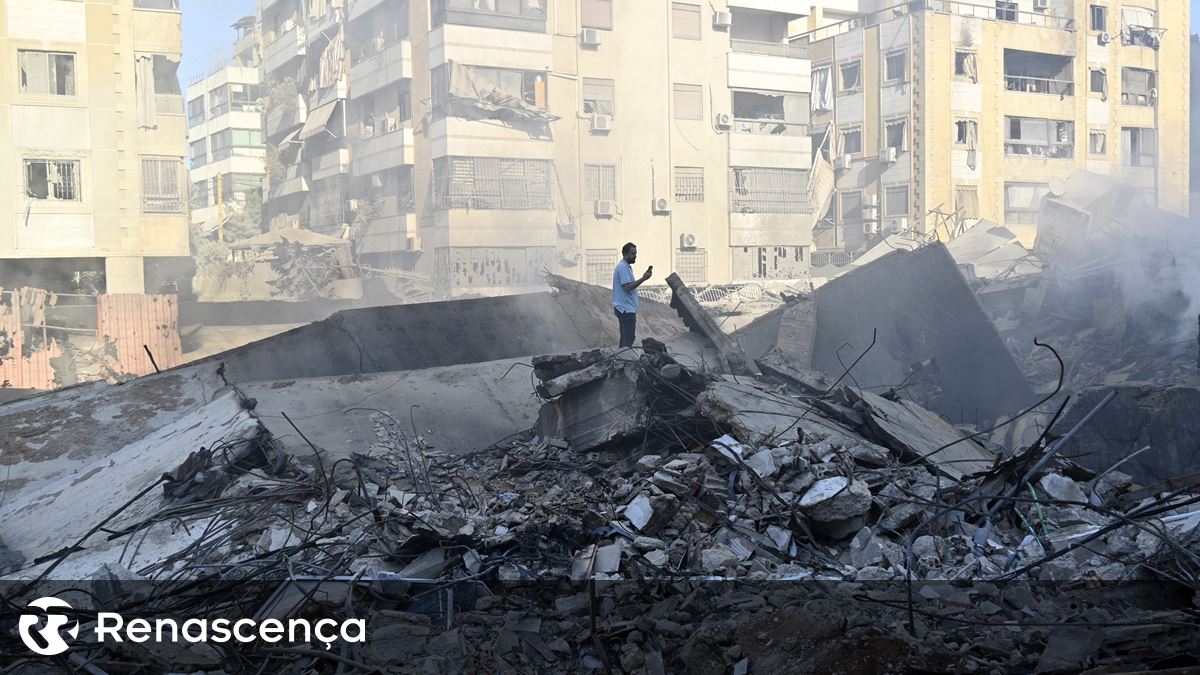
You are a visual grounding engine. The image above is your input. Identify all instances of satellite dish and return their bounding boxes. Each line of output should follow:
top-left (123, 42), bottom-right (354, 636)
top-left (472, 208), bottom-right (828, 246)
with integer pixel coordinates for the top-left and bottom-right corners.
top-left (1048, 177), bottom-right (1068, 197)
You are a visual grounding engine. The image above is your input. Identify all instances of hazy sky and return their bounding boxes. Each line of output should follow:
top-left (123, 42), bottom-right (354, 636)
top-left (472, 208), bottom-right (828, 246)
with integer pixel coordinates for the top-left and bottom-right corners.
top-left (178, 1), bottom-right (1200, 86)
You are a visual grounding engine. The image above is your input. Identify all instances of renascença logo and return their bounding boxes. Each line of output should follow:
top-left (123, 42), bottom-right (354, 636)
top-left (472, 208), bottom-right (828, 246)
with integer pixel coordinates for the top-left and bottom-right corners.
top-left (18, 597), bottom-right (79, 656)
top-left (17, 596), bottom-right (366, 655)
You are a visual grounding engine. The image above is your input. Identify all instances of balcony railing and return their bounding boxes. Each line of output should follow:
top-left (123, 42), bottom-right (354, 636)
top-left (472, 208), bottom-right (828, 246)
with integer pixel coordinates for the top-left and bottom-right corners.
top-left (1004, 75), bottom-right (1074, 96)
top-left (1121, 91), bottom-right (1156, 107)
top-left (792, 0), bottom-right (1075, 44)
top-left (1004, 141), bottom-right (1074, 159)
top-left (731, 39), bottom-right (807, 59)
top-left (731, 118), bottom-right (808, 136)
top-left (432, 0), bottom-right (547, 33)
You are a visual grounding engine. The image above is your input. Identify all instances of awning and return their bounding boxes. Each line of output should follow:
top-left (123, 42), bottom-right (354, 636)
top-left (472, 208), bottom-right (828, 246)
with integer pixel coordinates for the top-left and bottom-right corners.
top-left (298, 100), bottom-right (341, 141)
top-left (230, 226), bottom-right (349, 250)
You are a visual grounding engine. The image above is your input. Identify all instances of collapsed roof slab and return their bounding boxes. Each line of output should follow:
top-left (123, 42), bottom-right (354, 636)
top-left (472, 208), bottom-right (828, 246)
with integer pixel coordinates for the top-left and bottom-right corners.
top-left (192, 286), bottom-right (687, 383)
top-left (810, 243), bottom-right (1036, 423)
top-left (242, 358), bottom-right (540, 460)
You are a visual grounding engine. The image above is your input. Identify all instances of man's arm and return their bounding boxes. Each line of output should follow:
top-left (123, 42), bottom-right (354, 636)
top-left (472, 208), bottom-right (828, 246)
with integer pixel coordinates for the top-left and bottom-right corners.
top-left (622, 267), bottom-right (652, 292)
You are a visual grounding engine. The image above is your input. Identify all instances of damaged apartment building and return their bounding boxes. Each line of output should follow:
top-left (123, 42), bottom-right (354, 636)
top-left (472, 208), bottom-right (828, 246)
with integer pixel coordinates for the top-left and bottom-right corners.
top-left (796, 0), bottom-right (1188, 253)
top-left (259, 0), bottom-right (838, 296)
top-left (0, 0), bottom-right (191, 293)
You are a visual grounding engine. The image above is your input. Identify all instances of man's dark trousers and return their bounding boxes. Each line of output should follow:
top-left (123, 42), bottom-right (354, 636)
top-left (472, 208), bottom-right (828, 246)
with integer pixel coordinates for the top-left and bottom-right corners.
top-left (616, 309), bottom-right (636, 348)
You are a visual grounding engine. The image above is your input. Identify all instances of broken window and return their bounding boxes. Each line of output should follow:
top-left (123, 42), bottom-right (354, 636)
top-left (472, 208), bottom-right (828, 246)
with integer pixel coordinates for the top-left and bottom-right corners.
top-left (142, 157), bottom-right (185, 213)
top-left (582, 78), bottom-right (615, 116)
top-left (885, 118), bottom-right (907, 151)
top-left (954, 51), bottom-right (978, 82)
top-left (24, 160), bottom-right (81, 201)
top-left (1090, 4), bottom-right (1107, 31)
top-left (1120, 67), bottom-right (1156, 106)
top-left (1089, 68), bottom-right (1108, 98)
top-left (954, 120), bottom-right (978, 146)
top-left (731, 90), bottom-right (805, 133)
top-left (1004, 182), bottom-right (1049, 225)
top-left (811, 65), bottom-right (833, 112)
top-left (464, 65), bottom-right (547, 108)
top-left (18, 50), bottom-right (76, 96)
top-left (436, 63), bottom-right (553, 136)
top-left (672, 3), bottom-right (701, 40)
top-left (674, 166), bottom-right (704, 203)
top-left (729, 167), bottom-right (808, 214)
top-left (1005, 116), bottom-right (1074, 158)
top-left (433, 156), bottom-right (554, 211)
top-left (955, 186), bottom-right (980, 219)
top-left (135, 53), bottom-right (182, 127)
top-left (839, 60), bottom-right (861, 93)
top-left (674, 249), bottom-right (707, 284)
top-left (1122, 127), bottom-right (1156, 167)
top-left (1120, 7), bottom-right (1161, 48)
top-left (1004, 49), bottom-right (1074, 96)
top-left (673, 83), bottom-right (703, 120)
top-left (840, 191), bottom-right (863, 222)
top-left (840, 127), bottom-right (862, 155)
top-left (1089, 130), bottom-right (1106, 155)
top-left (884, 50), bottom-right (907, 83)
top-left (583, 163), bottom-right (617, 202)
top-left (884, 185), bottom-right (909, 217)
top-left (581, 0), bottom-right (613, 29)
top-left (995, 1), bottom-right (1018, 22)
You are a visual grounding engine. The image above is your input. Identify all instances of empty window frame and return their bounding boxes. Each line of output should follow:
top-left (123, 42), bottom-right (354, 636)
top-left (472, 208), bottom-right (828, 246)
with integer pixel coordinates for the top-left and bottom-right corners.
top-left (1004, 182), bottom-right (1049, 224)
top-left (581, 0), bottom-right (613, 30)
top-left (954, 51), bottom-right (978, 81)
top-left (1090, 4), bottom-right (1107, 31)
top-left (141, 157), bottom-right (185, 213)
top-left (729, 167), bottom-right (808, 214)
top-left (582, 77), bottom-right (615, 115)
top-left (433, 156), bottom-right (554, 210)
top-left (996, 1), bottom-right (1018, 22)
top-left (674, 166), bottom-right (704, 203)
top-left (885, 118), bottom-right (908, 151)
top-left (1120, 67), bottom-right (1156, 106)
top-left (884, 50), bottom-right (907, 83)
top-left (672, 3), bottom-right (702, 40)
top-left (18, 50), bottom-right (76, 96)
top-left (1122, 127), bottom-right (1156, 167)
top-left (460, 65), bottom-right (548, 108)
top-left (884, 185), bottom-right (909, 217)
top-left (583, 163), bottom-right (617, 202)
top-left (1005, 117), bottom-right (1074, 158)
top-left (1089, 130), bottom-right (1107, 154)
top-left (25, 159), bottom-right (81, 201)
top-left (840, 190), bottom-right (863, 222)
top-left (1089, 68), bottom-right (1108, 98)
top-left (674, 249), bottom-right (708, 284)
top-left (839, 60), bottom-right (862, 93)
top-left (673, 83), bottom-right (703, 120)
top-left (955, 119), bottom-right (978, 146)
top-left (840, 126), bottom-right (863, 155)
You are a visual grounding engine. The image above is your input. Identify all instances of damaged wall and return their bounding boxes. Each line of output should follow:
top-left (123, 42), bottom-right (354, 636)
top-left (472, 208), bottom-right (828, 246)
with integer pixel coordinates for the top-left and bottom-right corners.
top-left (810, 243), bottom-right (1035, 423)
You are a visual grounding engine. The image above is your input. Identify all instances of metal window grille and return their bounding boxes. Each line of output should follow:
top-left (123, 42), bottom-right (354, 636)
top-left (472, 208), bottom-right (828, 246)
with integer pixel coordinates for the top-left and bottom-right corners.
top-left (674, 167), bottom-right (704, 202)
top-left (586, 249), bottom-right (619, 286)
top-left (433, 156), bottom-right (554, 210)
top-left (729, 167), bottom-right (809, 214)
top-left (584, 164), bottom-right (616, 201)
top-left (141, 157), bottom-right (184, 213)
top-left (674, 249), bottom-right (708, 284)
top-left (25, 160), bottom-right (81, 201)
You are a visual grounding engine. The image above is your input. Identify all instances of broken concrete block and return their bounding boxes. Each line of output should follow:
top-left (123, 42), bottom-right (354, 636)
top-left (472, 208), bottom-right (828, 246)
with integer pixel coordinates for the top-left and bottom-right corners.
top-left (798, 477), bottom-right (872, 522)
top-left (624, 494), bottom-right (653, 531)
top-left (644, 550), bottom-right (669, 567)
top-left (911, 535), bottom-right (941, 562)
top-left (399, 548), bottom-right (449, 579)
top-left (848, 443), bottom-right (891, 468)
top-left (765, 525), bottom-right (791, 552)
top-left (633, 536), bottom-right (666, 552)
top-left (743, 449), bottom-right (778, 478)
top-left (1038, 473), bottom-right (1088, 504)
top-left (849, 527), bottom-right (884, 568)
top-left (651, 470), bottom-right (692, 497)
top-left (635, 454), bottom-right (663, 472)
top-left (701, 544), bottom-right (741, 572)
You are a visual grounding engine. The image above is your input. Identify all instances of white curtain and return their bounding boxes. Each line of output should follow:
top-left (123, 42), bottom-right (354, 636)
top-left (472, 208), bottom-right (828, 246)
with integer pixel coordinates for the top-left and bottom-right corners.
top-left (811, 66), bottom-right (832, 112)
top-left (135, 55), bottom-right (156, 129)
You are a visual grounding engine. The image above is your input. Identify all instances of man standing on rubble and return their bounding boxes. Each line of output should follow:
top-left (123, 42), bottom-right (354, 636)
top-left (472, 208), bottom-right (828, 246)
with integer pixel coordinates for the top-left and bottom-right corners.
top-left (613, 242), bottom-right (652, 349)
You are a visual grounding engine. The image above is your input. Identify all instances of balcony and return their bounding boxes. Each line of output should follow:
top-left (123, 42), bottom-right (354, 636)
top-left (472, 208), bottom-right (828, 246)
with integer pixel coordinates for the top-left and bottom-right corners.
top-left (1004, 75), bottom-right (1074, 96)
top-left (1003, 49), bottom-right (1074, 97)
top-left (350, 41), bottom-right (413, 97)
top-left (728, 51), bottom-right (811, 94)
top-left (266, 95), bottom-right (307, 141)
top-left (354, 128), bottom-right (414, 176)
top-left (432, 0), bottom-right (547, 33)
top-left (263, 25), bottom-right (306, 75)
top-left (793, 0), bottom-right (1075, 44)
top-left (729, 121), bottom-right (811, 169)
top-left (731, 39), bottom-right (807, 58)
top-left (351, 0), bottom-right (389, 20)
top-left (313, 148), bottom-right (351, 181)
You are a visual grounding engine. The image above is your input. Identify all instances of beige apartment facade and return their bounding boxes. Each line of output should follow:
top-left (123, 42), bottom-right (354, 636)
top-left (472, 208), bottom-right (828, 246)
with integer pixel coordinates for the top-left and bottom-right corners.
top-left (259, 0), bottom-right (819, 296)
top-left (796, 0), bottom-right (1189, 249)
top-left (0, 0), bottom-right (190, 293)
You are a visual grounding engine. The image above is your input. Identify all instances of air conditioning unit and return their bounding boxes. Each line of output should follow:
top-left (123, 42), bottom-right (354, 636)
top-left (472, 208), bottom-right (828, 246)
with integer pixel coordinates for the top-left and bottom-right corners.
top-left (835, 155), bottom-right (853, 171)
top-left (863, 221), bottom-right (879, 235)
top-left (680, 232), bottom-right (699, 250)
top-left (581, 28), bottom-right (601, 47)
top-left (652, 197), bottom-right (671, 215)
top-left (712, 11), bottom-right (732, 30)
top-left (884, 147), bottom-right (898, 164)
top-left (406, 235), bottom-right (422, 252)
top-left (714, 113), bottom-right (732, 131)
top-left (594, 199), bottom-right (615, 217)
top-left (590, 113), bottom-right (613, 132)
top-left (1032, 0), bottom-right (1048, 10)
top-left (1098, 31), bottom-right (1112, 44)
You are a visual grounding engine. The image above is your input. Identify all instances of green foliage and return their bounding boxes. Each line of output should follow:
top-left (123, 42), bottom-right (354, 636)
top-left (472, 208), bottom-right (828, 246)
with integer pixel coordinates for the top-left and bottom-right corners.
top-left (267, 243), bottom-right (338, 299)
